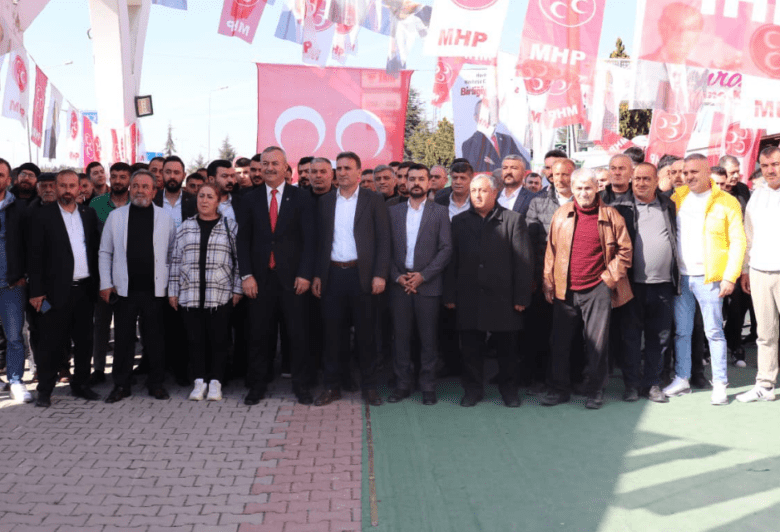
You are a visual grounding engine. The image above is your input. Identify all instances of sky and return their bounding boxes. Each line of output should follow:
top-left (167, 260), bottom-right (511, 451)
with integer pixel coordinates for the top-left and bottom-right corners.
top-left (1, 0), bottom-right (636, 168)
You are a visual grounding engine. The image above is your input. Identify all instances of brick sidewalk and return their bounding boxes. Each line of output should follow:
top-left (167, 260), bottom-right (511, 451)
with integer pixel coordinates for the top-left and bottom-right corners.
top-left (0, 378), bottom-right (364, 532)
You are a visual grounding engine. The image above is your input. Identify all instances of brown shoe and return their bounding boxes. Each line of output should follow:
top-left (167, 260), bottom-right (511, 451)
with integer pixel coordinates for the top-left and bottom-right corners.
top-left (363, 389), bottom-right (382, 407)
top-left (314, 389), bottom-right (342, 406)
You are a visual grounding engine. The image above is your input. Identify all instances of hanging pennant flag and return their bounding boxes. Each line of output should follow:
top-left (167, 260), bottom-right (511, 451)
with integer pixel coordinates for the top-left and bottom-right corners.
top-left (387, 3), bottom-right (431, 74)
top-left (2, 49), bottom-right (29, 126)
top-left (43, 85), bottom-right (62, 160)
top-left (362, 0), bottom-right (392, 35)
top-left (30, 65), bottom-right (48, 147)
top-left (65, 104), bottom-right (82, 167)
top-left (217, 0), bottom-right (268, 44)
top-left (432, 57), bottom-right (465, 106)
top-left (302, 0), bottom-right (336, 66)
top-left (152, 0), bottom-right (188, 8)
top-left (425, 0), bottom-right (509, 58)
top-left (645, 110), bottom-right (697, 165)
top-left (83, 115), bottom-right (98, 167)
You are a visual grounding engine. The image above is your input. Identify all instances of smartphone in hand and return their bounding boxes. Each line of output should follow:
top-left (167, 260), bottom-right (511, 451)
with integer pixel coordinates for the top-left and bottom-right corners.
top-left (40, 300), bottom-right (51, 314)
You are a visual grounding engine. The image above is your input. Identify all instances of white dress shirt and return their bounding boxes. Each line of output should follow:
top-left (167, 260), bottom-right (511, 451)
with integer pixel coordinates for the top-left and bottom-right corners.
top-left (448, 193), bottom-right (470, 221)
top-left (405, 199), bottom-right (426, 270)
top-left (162, 191), bottom-right (183, 228)
top-left (218, 197), bottom-right (236, 222)
top-left (498, 187), bottom-right (520, 211)
top-left (331, 187), bottom-right (359, 262)
top-left (58, 204), bottom-right (90, 281)
top-left (266, 181), bottom-right (285, 214)
top-left (677, 189), bottom-right (711, 276)
top-left (555, 190), bottom-right (573, 205)
top-left (745, 185), bottom-right (780, 272)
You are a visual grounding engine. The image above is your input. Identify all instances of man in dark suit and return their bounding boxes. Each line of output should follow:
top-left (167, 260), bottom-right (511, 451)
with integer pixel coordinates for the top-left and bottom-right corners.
top-left (153, 155), bottom-right (196, 385)
top-left (444, 173), bottom-right (533, 407)
top-left (497, 155), bottom-right (541, 220)
top-left (387, 164), bottom-right (452, 405)
top-left (312, 151), bottom-right (391, 406)
top-left (28, 170), bottom-right (101, 407)
top-left (461, 102), bottom-right (525, 172)
top-left (238, 146), bottom-right (317, 405)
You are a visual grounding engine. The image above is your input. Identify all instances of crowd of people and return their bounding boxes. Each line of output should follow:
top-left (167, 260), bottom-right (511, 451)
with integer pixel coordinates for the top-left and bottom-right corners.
top-left (1, 143), bottom-right (779, 411)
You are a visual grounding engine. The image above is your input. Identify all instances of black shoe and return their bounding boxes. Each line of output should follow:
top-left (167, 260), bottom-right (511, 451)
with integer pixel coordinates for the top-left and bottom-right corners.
top-left (363, 389), bottom-right (383, 406)
top-left (690, 373), bottom-right (711, 390)
top-left (149, 387), bottom-right (170, 400)
top-left (244, 387), bottom-right (266, 405)
top-left (71, 385), bottom-right (99, 401)
top-left (526, 382), bottom-right (547, 396)
top-left (460, 391), bottom-right (482, 407)
top-left (35, 394), bottom-right (51, 408)
top-left (646, 385), bottom-right (669, 403)
top-left (314, 388), bottom-right (341, 406)
top-left (501, 390), bottom-right (521, 408)
top-left (572, 382), bottom-right (588, 396)
top-left (540, 391), bottom-right (570, 406)
top-left (105, 386), bottom-right (131, 404)
top-left (175, 375), bottom-right (189, 387)
top-left (295, 389), bottom-right (314, 405)
top-left (622, 387), bottom-right (639, 402)
top-left (742, 333), bottom-right (757, 345)
top-left (132, 363), bottom-right (149, 376)
top-left (585, 391), bottom-right (604, 410)
top-left (387, 389), bottom-right (411, 403)
top-left (88, 371), bottom-right (106, 386)
top-left (422, 391), bottom-right (437, 405)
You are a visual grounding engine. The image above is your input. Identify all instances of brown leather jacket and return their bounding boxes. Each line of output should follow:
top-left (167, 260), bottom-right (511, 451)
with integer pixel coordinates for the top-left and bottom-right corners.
top-left (543, 198), bottom-right (633, 308)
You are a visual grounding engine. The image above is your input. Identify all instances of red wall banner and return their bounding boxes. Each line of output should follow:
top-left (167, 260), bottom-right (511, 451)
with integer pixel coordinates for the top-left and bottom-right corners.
top-left (30, 65), bottom-right (47, 148)
top-left (255, 63), bottom-right (411, 169)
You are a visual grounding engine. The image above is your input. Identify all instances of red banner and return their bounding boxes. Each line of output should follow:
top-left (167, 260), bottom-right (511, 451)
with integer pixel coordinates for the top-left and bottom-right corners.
top-left (217, 0), bottom-right (267, 44)
top-left (256, 64), bottom-right (411, 169)
top-left (82, 116), bottom-right (97, 167)
top-left (645, 110), bottom-right (697, 165)
top-left (30, 65), bottom-right (47, 147)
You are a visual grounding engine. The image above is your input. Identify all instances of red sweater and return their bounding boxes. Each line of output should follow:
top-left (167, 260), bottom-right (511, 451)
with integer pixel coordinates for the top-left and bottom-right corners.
top-left (569, 202), bottom-right (605, 291)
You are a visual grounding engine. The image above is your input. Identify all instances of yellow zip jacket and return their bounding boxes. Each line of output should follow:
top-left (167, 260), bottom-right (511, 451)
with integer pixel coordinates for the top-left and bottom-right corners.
top-left (671, 179), bottom-right (746, 284)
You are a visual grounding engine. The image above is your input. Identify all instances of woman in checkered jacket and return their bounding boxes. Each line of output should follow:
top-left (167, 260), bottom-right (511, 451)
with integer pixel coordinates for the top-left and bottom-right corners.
top-left (168, 183), bottom-right (242, 401)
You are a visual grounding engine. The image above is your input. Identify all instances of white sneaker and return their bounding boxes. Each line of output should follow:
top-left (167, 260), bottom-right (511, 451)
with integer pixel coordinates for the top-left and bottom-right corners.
top-left (206, 380), bottom-right (222, 401)
top-left (663, 376), bottom-right (691, 397)
top-left (735, 360), bottom-right (747, 368)
top-left (9, 383), bottom-right (33, 403)
top-left (189, 379), bottom-right (207, 401)
top-left (711, 382), bottom-right (729, 405)
top-left (736, 385), bottom-right (776, 403)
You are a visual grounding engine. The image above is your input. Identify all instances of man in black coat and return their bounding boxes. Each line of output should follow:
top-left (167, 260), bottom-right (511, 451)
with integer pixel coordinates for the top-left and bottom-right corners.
top-left (312, 152), bottom-right (391, 407)
top-left (28, 170), bottom-right (101, 407)
top-left (444, 173), bottom-right (533, 407)
top-left (238, 146), bottom-right (317, 405)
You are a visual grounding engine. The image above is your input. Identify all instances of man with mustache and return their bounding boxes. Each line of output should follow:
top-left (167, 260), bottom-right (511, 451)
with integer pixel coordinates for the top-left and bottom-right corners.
top-left (11, 163), bottom-right (39, 205)
top-left (207, 159), bottom-right (239, 223)
top-left (28, 170), bottom-right (101, 407)
top-left (99, 171), bottom-right (176, 403)
top-left (154, 155), bottom-right (197, 229)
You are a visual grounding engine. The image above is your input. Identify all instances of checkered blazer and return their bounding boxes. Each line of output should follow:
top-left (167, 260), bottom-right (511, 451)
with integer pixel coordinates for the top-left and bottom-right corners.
top-left (168, 215), bottom-right (241, 308)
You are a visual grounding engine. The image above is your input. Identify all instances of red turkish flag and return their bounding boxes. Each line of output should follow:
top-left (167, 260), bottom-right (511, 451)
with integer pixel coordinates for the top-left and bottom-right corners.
top-left (256, 64), bottom-right (412, 169)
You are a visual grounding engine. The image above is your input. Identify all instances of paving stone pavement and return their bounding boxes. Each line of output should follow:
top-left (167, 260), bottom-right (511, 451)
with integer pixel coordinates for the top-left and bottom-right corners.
top-left (0, 373), bottom-right (364, 532)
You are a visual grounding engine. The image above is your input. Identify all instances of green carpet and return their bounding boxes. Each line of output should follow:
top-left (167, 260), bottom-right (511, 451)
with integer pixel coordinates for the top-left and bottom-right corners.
top-left (363, 350), bottom-right (780, 532)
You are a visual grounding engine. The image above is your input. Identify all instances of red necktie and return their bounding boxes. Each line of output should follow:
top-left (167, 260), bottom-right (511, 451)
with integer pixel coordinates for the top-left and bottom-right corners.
top-left (491, 135), bottom-right (500, 157)
top-left (269, 189), bottom-right (278, 269)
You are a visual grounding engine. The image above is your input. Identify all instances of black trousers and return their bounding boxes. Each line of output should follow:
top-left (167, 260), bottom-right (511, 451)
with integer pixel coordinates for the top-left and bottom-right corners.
top-left (518, 290), bottom-right (553, 384)
top-left (306, 292), bottom-right (323, 384)
top-left (182, 303), bottom-right (232, 382)
top-left (438, 306), bottom-right (461, 374)
top-left (321, 266), bottom-right (377, 390)
top-left (723, 281), bottom-right (747, 358)
top-left (247, 270), bottom-right (308, 391)
top-left (622, 282), bottom-right (674, 389)
top-left (36, 283), bottom-right (94, 396)
top-left (548, 282), bottom-right (612, 395)
top-left (113, 292), bottom-right (166, 389)
top-left (460, 330), bottom-right (519, 395)
top-left (228, 296), bottom-right (248, 379)
top-left (390, 286), bottom-right (440, 392)
top-left (163, 303), bottom-right (188, 381)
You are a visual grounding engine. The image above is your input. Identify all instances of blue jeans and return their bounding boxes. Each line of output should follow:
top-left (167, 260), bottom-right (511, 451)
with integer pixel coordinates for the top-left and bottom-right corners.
top-left (0, 284), bottom-right (26, 384)
top-left (674, 275), bottom-right (728, 384)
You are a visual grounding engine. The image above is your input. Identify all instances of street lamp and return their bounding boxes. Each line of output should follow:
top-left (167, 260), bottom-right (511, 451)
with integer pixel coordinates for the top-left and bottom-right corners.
top-left (208, 86), bottom-right (229, 161)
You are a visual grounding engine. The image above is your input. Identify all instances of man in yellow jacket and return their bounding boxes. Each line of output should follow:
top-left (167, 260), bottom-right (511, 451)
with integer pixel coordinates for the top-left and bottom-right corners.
top-left (664, 154), bottom-right (746, 405)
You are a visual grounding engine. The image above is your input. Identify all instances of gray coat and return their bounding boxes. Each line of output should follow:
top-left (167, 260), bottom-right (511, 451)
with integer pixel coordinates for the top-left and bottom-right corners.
top-left (526, 186), bottom-right (565, 281)
top-left (388, 201), bottom-right (452, 297)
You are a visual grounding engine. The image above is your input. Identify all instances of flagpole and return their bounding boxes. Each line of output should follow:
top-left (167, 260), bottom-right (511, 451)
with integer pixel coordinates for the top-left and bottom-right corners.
top-left (25, 115), bottom-right (33, 163)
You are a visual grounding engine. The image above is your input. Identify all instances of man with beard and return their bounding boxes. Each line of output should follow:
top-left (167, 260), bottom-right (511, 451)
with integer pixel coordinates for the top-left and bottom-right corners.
top-left (99, 171), bottom-right (175, 403)
top-left (309, 158), bottom-right (335, 199)
top-left (148, 157), bottom-right (165, 191)
top-left (88, 162), bottom-right (132, 385)
top-left (11, 163), bottom-right (39, 205)
top-left (249, 154), bottom-right (264, 188)
top-left (499, 155), bottom-right (539, 219)
top-left (185, 173), bottom-right (204, 195)
top-left (297, 156), bottom-right (314, 188)
top-left (374, 165), bottom-right (397, 200)
top-left (154, 155), bottom-right (197, 228)
top-left (387, 164), bottom-right (452, 405)
top-left (28, 170), bottom-right (101, 407)
top-left (207, 160), bottom-right (240, 222)
top-left (387, 161), bottom-right (412, 206)
top-left (154, 156), bottom-right (195, 385)
top-left (78, 174), bottom-right (95, 205)
top-left (86, 162), bottom-right (109, 197)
